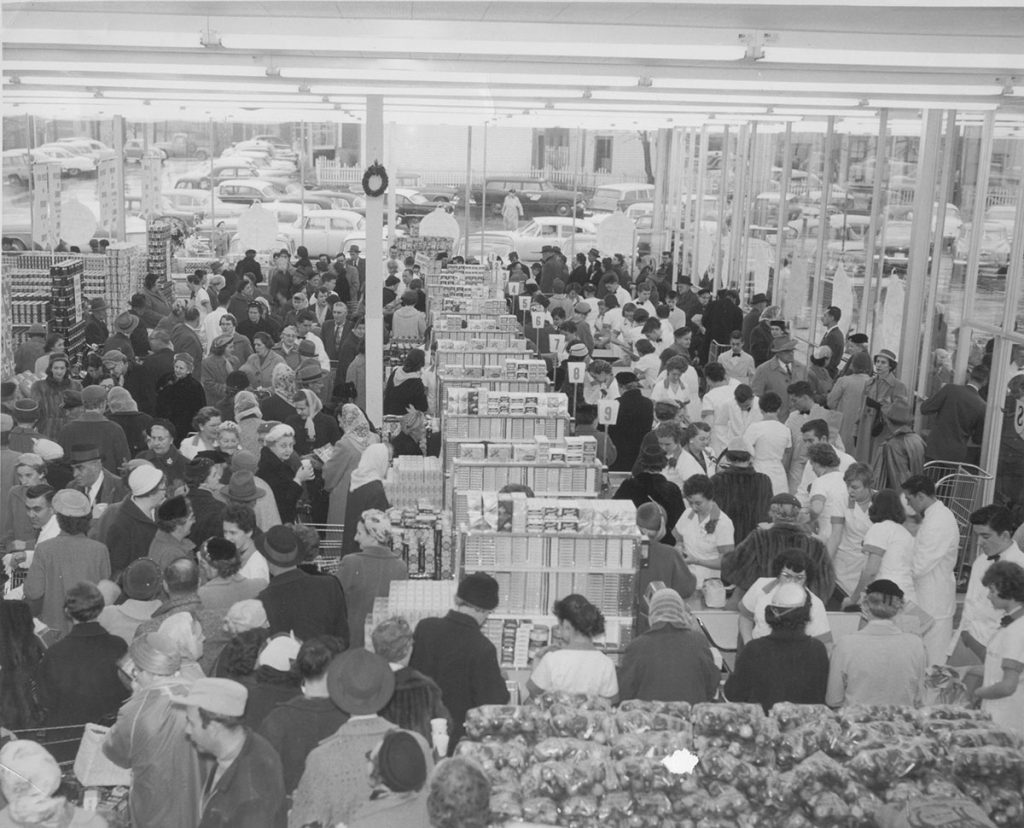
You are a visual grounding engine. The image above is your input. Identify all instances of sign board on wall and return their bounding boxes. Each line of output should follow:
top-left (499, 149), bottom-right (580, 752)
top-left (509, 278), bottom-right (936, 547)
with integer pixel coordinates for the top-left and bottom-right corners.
top-left (31, 162), bottom-right (62, 250)
top-left (96, 158), bottom-right (121, 237)
top-left (140, 156), bottom-right (163, 215)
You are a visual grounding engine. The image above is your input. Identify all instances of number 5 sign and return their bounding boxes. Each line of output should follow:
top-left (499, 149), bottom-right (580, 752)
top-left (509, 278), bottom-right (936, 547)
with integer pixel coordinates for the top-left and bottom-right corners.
top-left (597, 399), bottom-right (620, 425)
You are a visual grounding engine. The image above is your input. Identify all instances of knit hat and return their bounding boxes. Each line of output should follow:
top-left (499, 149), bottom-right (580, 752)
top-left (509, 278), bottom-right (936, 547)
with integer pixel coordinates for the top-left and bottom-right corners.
top-left (261, 526), bottom-right (302, 566)
top-left (81, 385), bottom-right (108, 407)
top-left (156, 495), bottom-right (190, 523)
top-left (15, 452), bottom-right (45, 470)
top-left (456, 572), bottom-right (500, 611)
top-left (224, 599), bottom-right (268, 634)
top-left (264, 423), bottom-right (293, 444)
top-left (327, 648), bottom-right (396, 715)
top-left (567, 342), bottom-right (589, 358)
top-left (359, 508), bottom-right (392, 546)
top-left (128, 464), bottom-right (163, 497)
top-left (123, 558), bottom-right (163, 600)
top-left (173, 352), bottom-right (195, 371)
top-left (297, 340), bottom-right (316, 357)
top-left (648, 589), bottom-right (693, 628)
top-left (12, 399), bottom-right (39, 422)
top-left (129, 632), bottom-right (181, 676)
top-left (377, 731), bottom-right (429, 793)
top-left (231, 450), bottom-right (259, 473)
top-left (257, 633), bottom-right (301, 672)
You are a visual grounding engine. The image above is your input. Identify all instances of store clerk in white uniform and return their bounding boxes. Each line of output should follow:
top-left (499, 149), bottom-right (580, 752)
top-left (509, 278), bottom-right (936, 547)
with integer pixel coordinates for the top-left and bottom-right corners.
top-left (738, 547), bottom-right (833, 648)
top-left (829, 463), bottom-right (876, 602)
top-left (950, 505), bottom-right (1024, 663)
top-left (674, 474), bottom-right (735, 597)
top-left (971, 560), bottom-right (1024, 740)
top-left (806, 443), bottom-right (850, 561)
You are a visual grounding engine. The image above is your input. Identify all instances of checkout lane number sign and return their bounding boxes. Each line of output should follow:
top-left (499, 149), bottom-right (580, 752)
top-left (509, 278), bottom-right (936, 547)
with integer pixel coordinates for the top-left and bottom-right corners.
top-left (1015, 398), bottom-right (1024, 438)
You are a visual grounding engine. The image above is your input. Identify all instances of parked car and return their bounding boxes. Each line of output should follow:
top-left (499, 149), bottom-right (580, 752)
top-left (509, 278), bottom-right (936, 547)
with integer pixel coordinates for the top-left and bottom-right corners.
top-left (213, 179), bottom-right (288, 205)
top-left (470, 177), bottom-right (586, 218)
top-left (51, 138), bottom-right (115, 162)
top-left (3, 149), bottom-right (31, 186)
top-left (298, 189), bottom-right (362, 210)
top-left (124, 139), bottom-right (167, 163)
top-left (282, 209), bottom-right (366, 257)
top-left (954, 221), bottom-right (1011, 273)
top-left (153, 132), bottom-right (211, 160)
top-left (333, 227), bottom-right (405, 258)
top-left (30, 146), bottom-right (95, 176)
top-left (259, 201), bottom-right (323, 227)
top-left (231, 139), bottom-right (298, 163)
top-left (985, 204), bottom-right (1018, 236)
top-left (162, 188), bottom-right (251, 219)
top-left (589, 183), bottom-right (656, 215)
top-left (881, 220), bottom-right (934, 273)
top-left (392, 188), bottom-right (456, 226)
top-left (498, 217), bottom-right (598, 263)
top-left (220, 147), bottom-right (297, 173)
top-left (125, 194), bottom-right (200, 229)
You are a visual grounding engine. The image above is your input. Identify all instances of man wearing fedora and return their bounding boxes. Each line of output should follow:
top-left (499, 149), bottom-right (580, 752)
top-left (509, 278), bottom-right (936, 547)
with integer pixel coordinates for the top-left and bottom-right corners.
top-left (104, 632), bottom-right (204, 828)
top-left (84, 296), bottom-right (110, 348)
top-left (103, 311), bottom-right (140, 362)
top-left (409, 572), bottom-right (509, 754)
top-left (258, 525), bottom-right (349, 644)
top-left (752, 336), bottom-right (801, 421)
top-left (176, 678), bottom-right (286, 828)
top-left (66, 443), bottom-right (128, 514)
top-left (57, 387), bottom-right (130, 473)
top-left (290, 648), bottom-right (414, 828)
top-left (13, 322), bottom-right (48, 374)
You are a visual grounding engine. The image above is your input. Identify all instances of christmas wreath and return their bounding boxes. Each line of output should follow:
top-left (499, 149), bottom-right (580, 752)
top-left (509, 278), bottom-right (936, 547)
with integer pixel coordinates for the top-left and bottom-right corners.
top-left (361, 160), bottom-right (388, 198)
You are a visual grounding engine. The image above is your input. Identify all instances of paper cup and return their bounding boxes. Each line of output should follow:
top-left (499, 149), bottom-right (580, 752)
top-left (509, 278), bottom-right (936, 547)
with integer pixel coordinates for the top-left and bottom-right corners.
top-left (430, 717), bottom-right (448, 736)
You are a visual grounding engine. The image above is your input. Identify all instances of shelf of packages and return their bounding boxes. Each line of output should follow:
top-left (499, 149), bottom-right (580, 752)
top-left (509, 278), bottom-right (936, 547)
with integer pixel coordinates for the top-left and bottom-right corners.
top-left (449, 462), bottom-right (602, 524)
top-left (442, 414), bottom-right (568, 443)
top-left (172, 256), bottom-right (219, 277)
top-left (434, 348), bottom-right (532, 372)
top-left (485, 613), bottom-right (634, 671)
top-left (432, 314), bottom-right (520, 333)
top-left (385, 341), bottom-right (425, 369)
top-left (430, 330), bottom-right (524, 351)
top-left (458, 530), bottom-right (639, 620)
top-left (386, 456), bottom-right (444, 510)
top-left (436, 297), bottom-right (508, 316)
top-left (436, 375), bottom-right (550, 412)
top-left (10, 296), bottom-right (50, 330)
top-left (391, 522), bottom-right (453, 581)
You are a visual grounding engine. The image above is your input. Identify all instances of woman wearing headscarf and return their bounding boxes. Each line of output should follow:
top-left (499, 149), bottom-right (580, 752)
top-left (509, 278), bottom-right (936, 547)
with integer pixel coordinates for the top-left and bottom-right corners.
top-left (338, 509), bottom-right (408, 648)
top-left (106, 387), bottom-right (153, 456)
top-left (156, 353), bottom-right (206, 448)
top-left (383, 349), bottom-right (429, 416)
top-left (0, 740), bottom-right (108, 828)
top-left (391, 409), bottom-right (440, 458)
top-left (286, 390), bottom-right (340, 456)
top-left (323, 405), bottom-right (379, 526)
top-left (29, 353), bottom-right (80, 438)
top-left (201, 334), bottom-right (239, 409)
top-left (261, 363), bottom-right (299, 423)
top-left (341, 444), bottom-right (391, 557)
top-left (617, 589), bottom-right (719, 703)
top-left (854, 348), bottom-right (910, 466)
top-left (241, 332), bottom-right (286, 392)
top-left (234, 390), bottom-right (265, 456)
top-left (827, 350), bottom-right (873, 452)
top-left (258, 423), bottom-right (316, 524)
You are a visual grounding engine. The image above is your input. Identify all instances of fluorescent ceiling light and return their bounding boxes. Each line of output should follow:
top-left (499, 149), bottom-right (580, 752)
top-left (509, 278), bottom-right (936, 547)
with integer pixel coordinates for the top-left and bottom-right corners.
top-left (15, 76), bottom-right (300, 94)
top-left (767, 48), bottom-right (1024, 70)
top-left (4, 27), bottom-right (199, 49)
top-left (867, 99), bottom-right (1001, 111)
top-left (651, 79), bottom-right (1006, 96)
top-left (222, 34), bottom-right (744, 62)
top-left (590, 91), bottom-right (862, 107)
top-left (3, 61), bottom-right (266, 78)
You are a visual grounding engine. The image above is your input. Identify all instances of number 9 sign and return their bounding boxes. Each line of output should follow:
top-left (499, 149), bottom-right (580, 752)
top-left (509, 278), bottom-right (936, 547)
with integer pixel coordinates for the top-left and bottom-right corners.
top-left (597, 399), bottom-right (620, 426)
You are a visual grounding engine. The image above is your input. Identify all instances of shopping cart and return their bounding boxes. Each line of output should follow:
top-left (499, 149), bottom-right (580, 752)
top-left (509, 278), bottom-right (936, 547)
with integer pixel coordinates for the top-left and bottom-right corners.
top-left (301, 522), bottom-right (345, 575)
top-left (922, 461), bottom-right (994, 584)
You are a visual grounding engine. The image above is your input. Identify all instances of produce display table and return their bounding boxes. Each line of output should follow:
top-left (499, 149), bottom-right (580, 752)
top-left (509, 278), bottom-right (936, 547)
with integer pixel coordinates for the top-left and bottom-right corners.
top-left (457, 695), bottom-right (1024, 828)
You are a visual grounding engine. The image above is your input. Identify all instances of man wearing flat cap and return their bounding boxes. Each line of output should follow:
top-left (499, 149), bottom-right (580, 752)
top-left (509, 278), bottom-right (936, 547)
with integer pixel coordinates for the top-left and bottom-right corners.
top-left (104, 632), bottom-right (204, 828)
top-left (409, 572), bottom-right (509, 755)
top-left (751, 336), bottom-right (801, 421)
top-left (84, 296), bottom-right (110, 348)
top-left (23, 489), bottom-right (112, 634)
top-left (65, 443), bottom-right (129, 516)
top-left (825, 579), bottom-right (926, 708)
top-left (291, 648), bottom-right (421, 827)
top-left (57, 386), bottom-right (130, 474)
top-left (8, 398), bottom-right (44, 452)
top-left (176, 678), bottom-right (286, 828)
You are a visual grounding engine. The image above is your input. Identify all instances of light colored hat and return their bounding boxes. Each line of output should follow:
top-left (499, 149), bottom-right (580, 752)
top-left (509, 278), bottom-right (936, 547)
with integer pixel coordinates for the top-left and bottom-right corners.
top-left (264, 423), bottom-right (294, 444)
top-left (174, 678), bottom-right (248, 717)
top-left (128, 464), bottom-right (163, 497)
top-left (256, 633), bottom-right (301, 672)
top-left (224, 599), bottom-right (268, 633)
top-left (130, 632), bottom-right (182, 676)
top-left (52, 488), bottom-right (91, 517)
top-left (15, 452), bottom-right (45, 470)
top-left (0, 740), bottom-right (61, 803)
top-left (648, 589), bottom-right (693, 628)
top-left (726, 436), bottom-right (753, 456)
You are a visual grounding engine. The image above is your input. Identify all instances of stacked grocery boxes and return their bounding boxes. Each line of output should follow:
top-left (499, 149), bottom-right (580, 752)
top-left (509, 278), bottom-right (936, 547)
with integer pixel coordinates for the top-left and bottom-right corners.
top-left (50, 259), bottom-right (87, 363)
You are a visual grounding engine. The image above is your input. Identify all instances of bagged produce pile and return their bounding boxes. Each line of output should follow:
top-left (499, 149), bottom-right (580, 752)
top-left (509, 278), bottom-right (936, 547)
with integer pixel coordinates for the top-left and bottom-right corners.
top-left (456, 693), bottom-right (1024, 828)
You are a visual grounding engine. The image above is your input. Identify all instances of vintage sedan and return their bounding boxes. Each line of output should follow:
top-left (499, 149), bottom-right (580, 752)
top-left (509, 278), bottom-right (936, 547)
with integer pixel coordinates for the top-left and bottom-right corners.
top-left (500, 217), bottom-right (598, 263)
top-left (282, 209), bottom-right (366, 257)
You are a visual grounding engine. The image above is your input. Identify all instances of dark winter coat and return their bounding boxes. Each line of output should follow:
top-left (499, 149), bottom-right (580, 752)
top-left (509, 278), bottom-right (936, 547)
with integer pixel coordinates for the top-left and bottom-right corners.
top-left (259, 568), bottom-right (350, 646)
top-left (37, 621), bottom-right (128, 726)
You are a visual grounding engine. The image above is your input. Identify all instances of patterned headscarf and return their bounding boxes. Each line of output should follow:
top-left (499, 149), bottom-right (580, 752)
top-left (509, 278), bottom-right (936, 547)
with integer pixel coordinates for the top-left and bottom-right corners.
top-left (359, 508), bottom-right (393, 546)
top-left (271, 363), bottom-right (296, 402)
top-left (296, 389), bottom-right (322, 442)
top-left (340, 404), bottom-right (376, 451)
